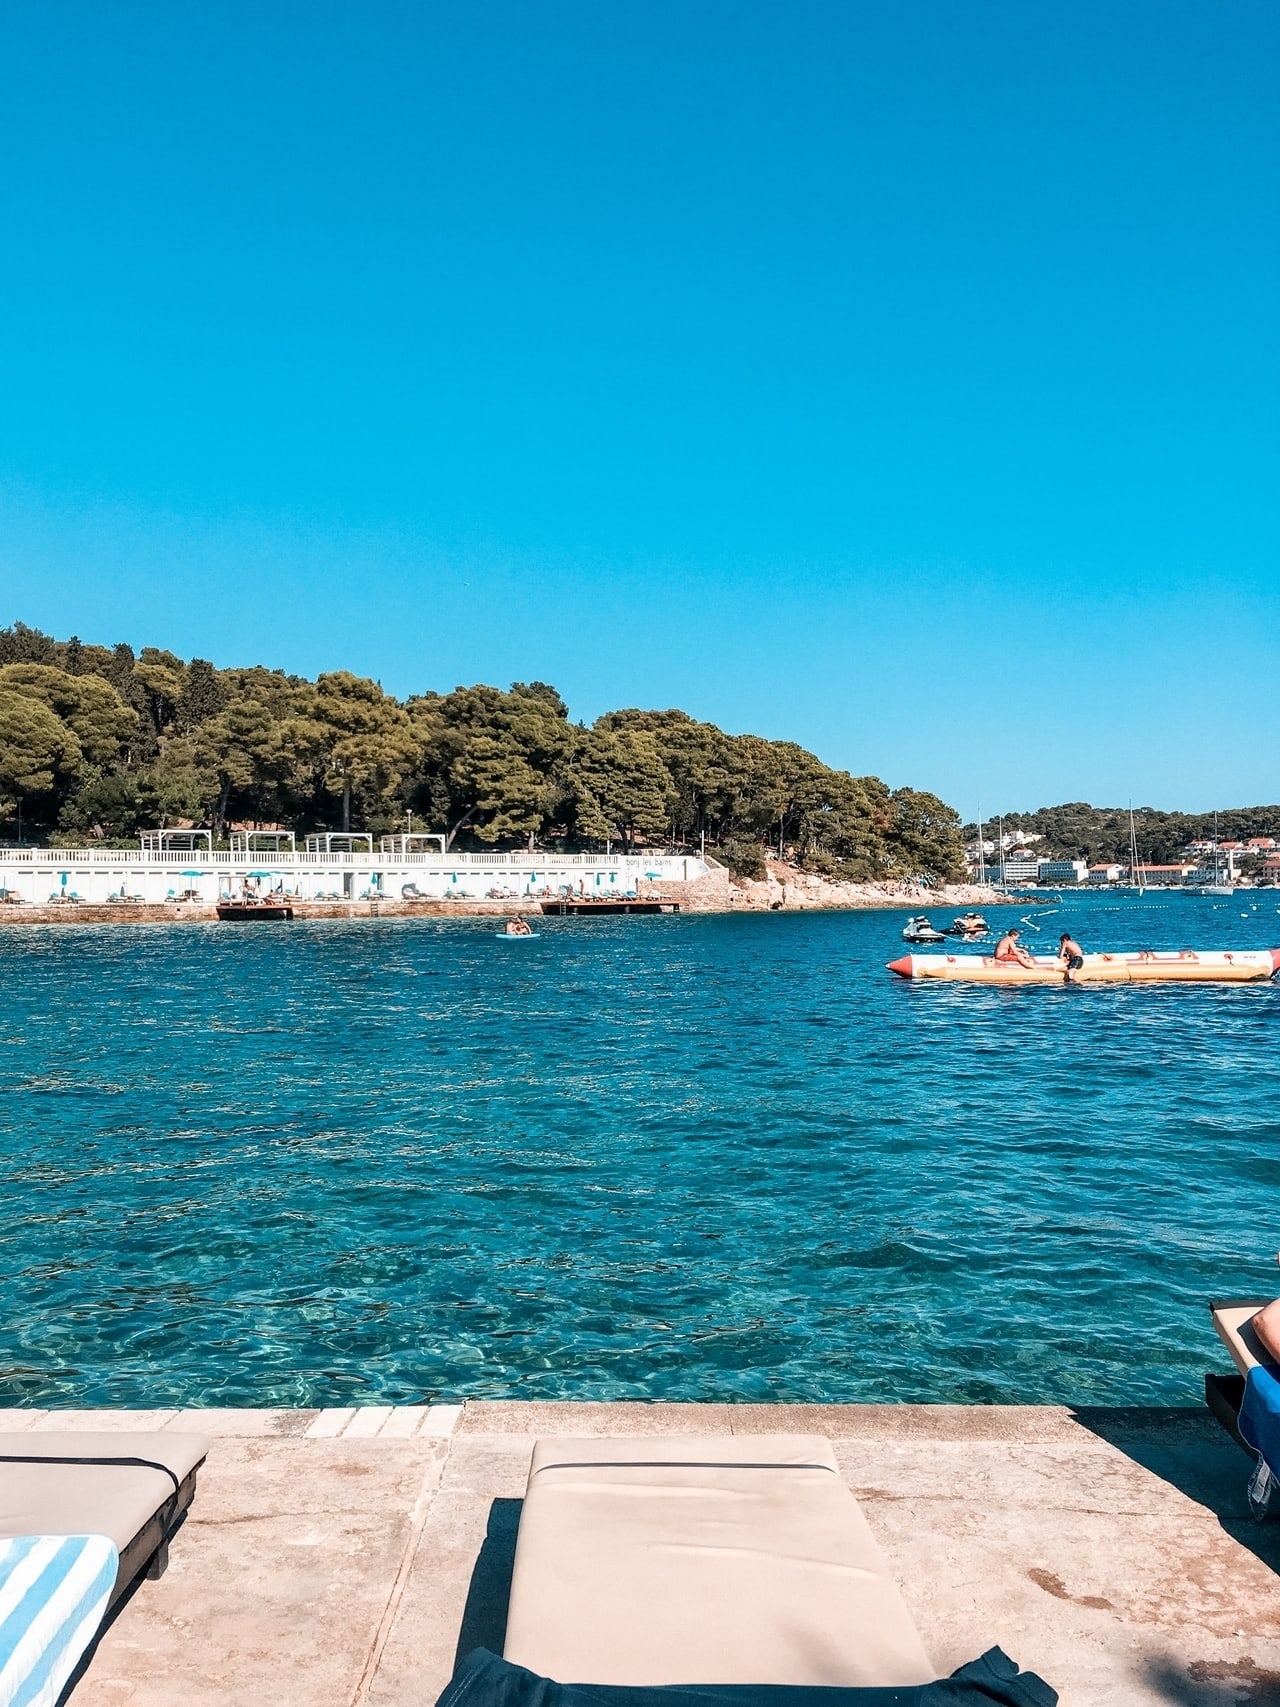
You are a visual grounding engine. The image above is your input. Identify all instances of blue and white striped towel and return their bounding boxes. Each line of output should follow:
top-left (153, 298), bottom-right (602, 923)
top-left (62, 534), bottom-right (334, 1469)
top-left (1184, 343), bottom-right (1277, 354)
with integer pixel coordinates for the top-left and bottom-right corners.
top-left (0, 1536), bottom-right (118, 1707)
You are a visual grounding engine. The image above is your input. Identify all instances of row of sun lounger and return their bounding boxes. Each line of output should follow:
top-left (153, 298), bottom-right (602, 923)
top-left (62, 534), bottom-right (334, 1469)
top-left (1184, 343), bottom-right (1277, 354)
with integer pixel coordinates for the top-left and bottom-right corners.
top-left (0, 1425), bottom-right (1058, 1706)
top-left (7, 1310), bottom-right (1278, 1701)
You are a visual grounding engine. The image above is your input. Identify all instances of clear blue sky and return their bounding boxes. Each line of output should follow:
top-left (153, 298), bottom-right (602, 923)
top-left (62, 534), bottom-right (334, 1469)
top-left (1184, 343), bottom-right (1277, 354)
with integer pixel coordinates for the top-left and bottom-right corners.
top-left (1, 1), bottom-right (1276, 816)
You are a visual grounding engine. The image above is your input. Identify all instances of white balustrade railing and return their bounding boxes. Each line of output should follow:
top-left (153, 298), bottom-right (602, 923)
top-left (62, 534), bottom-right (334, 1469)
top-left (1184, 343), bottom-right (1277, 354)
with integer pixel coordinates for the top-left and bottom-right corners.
top-left (0, 846), bottom-right (689, 870)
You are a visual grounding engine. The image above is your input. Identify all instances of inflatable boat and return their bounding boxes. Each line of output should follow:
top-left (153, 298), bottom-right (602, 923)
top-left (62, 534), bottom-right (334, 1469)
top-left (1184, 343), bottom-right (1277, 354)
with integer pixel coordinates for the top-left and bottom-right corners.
top-left (887, 947), bottom-right (1280, 984)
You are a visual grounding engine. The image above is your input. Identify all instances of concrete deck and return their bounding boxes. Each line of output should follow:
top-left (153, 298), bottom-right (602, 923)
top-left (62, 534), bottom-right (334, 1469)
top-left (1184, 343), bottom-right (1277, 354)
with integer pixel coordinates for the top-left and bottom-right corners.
top-left (8, 1402), bottom-right (1278, 1707)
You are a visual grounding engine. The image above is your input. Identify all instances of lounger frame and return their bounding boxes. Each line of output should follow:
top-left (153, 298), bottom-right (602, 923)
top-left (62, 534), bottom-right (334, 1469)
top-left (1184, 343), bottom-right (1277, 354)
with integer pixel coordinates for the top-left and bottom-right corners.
top-left (112, 1462), bottom-right (202, 1608)
top-left (0, 1443), bottom-right (206, 1610)
top-left (1205, 1297), bottom-right (1272, 1457)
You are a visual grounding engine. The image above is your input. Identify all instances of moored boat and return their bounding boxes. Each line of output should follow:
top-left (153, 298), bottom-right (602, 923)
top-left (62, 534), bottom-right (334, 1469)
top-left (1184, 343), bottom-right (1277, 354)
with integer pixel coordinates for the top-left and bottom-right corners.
top-left (902, 914), bottom-right (946, 944)
top-left (945, 912), bottom-right (989, 936)
top-left (887, 948), bottom-right (1280, 984)
top-left (216, 900), bottom-right (295, 922)
top-left (540, 897), bottom-right (679, 915)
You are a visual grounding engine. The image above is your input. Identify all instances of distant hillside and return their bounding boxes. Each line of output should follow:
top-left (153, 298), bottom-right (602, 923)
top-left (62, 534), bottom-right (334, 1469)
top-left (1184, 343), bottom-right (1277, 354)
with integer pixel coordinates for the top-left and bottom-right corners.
top-left (964, 802), bottom-right (1280, 865)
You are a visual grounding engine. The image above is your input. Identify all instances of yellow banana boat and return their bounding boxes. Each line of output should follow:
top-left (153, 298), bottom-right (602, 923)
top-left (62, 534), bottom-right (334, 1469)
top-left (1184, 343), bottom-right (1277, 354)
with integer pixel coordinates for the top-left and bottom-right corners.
top-left (887, 947), bottom-right (1280, 985)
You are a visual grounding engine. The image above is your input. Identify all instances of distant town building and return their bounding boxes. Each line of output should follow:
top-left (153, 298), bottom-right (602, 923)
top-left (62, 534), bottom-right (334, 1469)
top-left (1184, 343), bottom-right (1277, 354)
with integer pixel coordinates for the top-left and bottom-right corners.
top-left (964, 829), bottom-right (1045, 876)
top-left (1131, 863), bottom-right (1197, 886)
top-left (1036, 859), bottom-right (1089, 885)
top-left (1088, 863), bottom-right (1124, 884)
top-left (1000, 856), bottom-right (1040, 882)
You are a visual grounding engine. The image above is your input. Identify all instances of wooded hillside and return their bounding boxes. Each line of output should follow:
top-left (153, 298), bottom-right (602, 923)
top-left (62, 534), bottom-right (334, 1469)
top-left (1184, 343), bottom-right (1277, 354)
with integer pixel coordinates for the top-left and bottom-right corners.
top-left (0, 623), bottom-right (966, 880)
top-left (967, 802), bottom-right (1280, 865)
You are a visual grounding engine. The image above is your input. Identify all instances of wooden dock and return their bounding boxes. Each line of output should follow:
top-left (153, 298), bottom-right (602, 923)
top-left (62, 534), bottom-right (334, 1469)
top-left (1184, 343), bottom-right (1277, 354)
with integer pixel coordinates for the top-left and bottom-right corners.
top-left (539, 897), bottom-right (680, 915)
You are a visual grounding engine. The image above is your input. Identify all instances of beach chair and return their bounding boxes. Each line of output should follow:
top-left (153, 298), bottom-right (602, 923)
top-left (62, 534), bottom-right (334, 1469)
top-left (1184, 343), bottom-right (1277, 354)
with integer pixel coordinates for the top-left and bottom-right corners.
top-left (504, 1435), bottom-right (937, 1687)
top-left (1205, 1298), bottom-right (1276, 1452)
top-left (0, 1430), bottom-right (209, 1611)
top-left (439, 1434), bottom-right (1056, 1706)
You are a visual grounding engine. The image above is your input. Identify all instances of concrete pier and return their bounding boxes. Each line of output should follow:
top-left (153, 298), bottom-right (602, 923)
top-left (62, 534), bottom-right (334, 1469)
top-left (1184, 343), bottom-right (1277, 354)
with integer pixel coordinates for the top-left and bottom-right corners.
top-left (7, 1402), bottom-right (1277, 1706)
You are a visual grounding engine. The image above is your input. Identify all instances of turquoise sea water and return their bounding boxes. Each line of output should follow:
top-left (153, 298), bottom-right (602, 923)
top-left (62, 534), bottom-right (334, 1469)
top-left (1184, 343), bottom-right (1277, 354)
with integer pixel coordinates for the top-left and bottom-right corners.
top-left (1, 891), bottom-right (1278, 1409)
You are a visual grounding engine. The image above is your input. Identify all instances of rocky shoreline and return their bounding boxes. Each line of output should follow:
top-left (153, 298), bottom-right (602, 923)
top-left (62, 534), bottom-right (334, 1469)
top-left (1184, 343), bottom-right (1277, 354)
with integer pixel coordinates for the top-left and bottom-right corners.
top-left (709, 859), bottom-right (1024, 913)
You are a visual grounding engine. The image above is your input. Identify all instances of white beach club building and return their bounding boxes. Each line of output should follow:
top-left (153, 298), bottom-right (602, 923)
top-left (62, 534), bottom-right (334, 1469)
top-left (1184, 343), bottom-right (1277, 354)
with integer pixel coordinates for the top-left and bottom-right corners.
top-left (0, 832), bottom-right (708, 906)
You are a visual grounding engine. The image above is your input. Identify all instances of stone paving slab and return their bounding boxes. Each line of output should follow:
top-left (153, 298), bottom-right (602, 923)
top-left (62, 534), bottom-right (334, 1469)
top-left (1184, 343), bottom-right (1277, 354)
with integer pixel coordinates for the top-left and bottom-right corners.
top-left (29, 1408), bottom-right (182, 1432)
top-left (3, 1403), bottom-right (1276, 1707)
top-left (456, 1400), bottom-right (1111, 1440)
top-left (66, 1435), bottom-right (449, 1707)
top-left (170, 1408), bottom-right (320, 1437)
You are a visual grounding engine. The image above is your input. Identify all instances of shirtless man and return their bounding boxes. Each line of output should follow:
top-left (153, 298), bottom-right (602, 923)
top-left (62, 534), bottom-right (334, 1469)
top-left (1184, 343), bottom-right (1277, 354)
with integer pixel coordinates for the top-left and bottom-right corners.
top-left (993, 926), bottom-right (1036, 969)
top-left (1058, 931), bottom-right (1085, 985)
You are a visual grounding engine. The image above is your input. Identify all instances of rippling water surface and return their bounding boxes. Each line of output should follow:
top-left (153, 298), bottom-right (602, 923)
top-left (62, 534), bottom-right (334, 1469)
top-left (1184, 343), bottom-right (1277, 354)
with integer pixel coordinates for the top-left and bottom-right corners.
top-left (1, 891), bottom-right (1277, 1407)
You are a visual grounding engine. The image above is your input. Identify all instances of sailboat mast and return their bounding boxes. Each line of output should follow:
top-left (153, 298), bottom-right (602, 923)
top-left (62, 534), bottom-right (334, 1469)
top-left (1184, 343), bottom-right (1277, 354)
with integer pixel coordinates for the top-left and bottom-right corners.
top-left (976, 802), bottom-right (985, 885)
top-left (1128, 802), bottom-right (1144, 895)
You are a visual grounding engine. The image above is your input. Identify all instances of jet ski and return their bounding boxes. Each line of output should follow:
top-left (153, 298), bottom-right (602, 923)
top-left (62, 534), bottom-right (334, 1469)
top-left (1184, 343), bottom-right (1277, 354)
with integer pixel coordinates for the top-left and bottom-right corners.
top-left (946, 912), bottom-right (989, 936)
top-left (902, 915), bottom-right (947, 944)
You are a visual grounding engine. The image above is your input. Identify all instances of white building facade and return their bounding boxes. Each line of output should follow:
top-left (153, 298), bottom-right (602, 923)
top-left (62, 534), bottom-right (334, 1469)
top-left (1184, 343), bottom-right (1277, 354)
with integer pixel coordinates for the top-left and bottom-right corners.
top-left (0, 834), bottom-right (708, 906)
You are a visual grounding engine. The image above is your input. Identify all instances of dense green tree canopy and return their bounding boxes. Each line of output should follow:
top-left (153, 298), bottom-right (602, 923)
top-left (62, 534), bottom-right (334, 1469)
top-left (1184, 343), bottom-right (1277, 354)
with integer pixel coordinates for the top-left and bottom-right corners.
top-left (0, 665), bottom-right (137, 765)
top-left (0, 623), bottom-right (968, 879)
top-left (0, 689), bottom-right (81, 804)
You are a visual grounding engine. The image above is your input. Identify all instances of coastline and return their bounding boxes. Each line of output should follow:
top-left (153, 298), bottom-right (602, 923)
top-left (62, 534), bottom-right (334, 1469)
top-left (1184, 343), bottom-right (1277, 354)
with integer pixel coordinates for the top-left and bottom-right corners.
top-left (715, 859), bottom-right (1024, 913)
top-left (0, 867), bottom-right (1025, 924)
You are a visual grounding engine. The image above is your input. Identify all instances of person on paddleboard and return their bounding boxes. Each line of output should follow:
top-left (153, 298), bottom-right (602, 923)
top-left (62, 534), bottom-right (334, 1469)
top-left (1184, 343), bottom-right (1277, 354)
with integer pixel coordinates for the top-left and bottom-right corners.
top-left (504, 916), bottom-right (533, 936)
top-left (993, 926), bottom-right (1036, 969)
top-left (1058, 932), bottom-right (1085, 985)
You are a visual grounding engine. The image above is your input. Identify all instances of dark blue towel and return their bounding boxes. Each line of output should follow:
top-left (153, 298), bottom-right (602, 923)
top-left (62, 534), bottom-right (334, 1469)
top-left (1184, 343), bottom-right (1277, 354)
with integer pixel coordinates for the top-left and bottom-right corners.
top-left (435, 1648), bottom-right (1058, 1707)
top-left (1238, 1364), bottom-right (1280, 1476)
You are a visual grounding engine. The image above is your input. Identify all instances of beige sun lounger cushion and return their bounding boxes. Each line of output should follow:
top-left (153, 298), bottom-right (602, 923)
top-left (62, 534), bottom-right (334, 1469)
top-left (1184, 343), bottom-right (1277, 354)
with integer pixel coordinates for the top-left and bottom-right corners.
top-left (0, 1432), bottom-right (208, 1599)
top-left (503, 1435), bottom-right (935, 1689)
top-left (1211, 1301), bottom-right (1277, 1377)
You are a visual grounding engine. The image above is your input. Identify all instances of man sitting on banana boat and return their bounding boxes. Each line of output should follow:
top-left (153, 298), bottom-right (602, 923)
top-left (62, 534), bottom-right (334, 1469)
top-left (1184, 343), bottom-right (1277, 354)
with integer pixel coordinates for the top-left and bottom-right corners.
top-left (994, 926), bottom-right (1086, 981)
top-left (992, 927), bottom-right (1036, 969)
